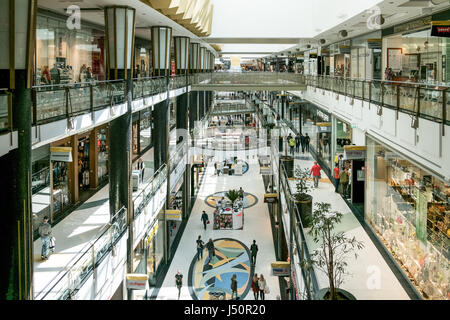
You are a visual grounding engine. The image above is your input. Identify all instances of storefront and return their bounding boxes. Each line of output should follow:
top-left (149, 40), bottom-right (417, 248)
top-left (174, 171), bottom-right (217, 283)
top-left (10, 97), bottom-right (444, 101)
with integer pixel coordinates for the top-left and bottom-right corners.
top-left (299, 103), bottom-right (332, 173)
top-left (134, 37), bottom-right (152, 78)
top-left (382, 12), bottom-right (450, 84)
top-left (132, 107), bottom-right (153, 161)
top-left (365, 137), bottom-right (449, 300)
top-left (133, 220), bottom-right (163, 288)
top-left (167, 188), bottom-right (183, 252)
top-left (330, 40), bottom-right (351, 78)
top-left (35, 10), bottom-right (105, 85)
top-left (350, 31), bottom-right (382, 80)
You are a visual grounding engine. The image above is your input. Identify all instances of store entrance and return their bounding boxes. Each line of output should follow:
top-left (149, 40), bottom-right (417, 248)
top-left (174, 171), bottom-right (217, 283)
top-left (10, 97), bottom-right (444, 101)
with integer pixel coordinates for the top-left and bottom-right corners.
top-left (77, 135), bottom-right (92, 203)
top-left (350, 159), bottom-right (365, 219)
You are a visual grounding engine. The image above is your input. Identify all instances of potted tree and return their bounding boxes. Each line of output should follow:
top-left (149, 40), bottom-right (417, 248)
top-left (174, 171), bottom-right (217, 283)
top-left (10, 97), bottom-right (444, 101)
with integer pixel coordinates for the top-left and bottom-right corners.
top-left (292, 166), bottom-right (313, 228)
top-left (306, 202), bottom-right (364, 300)
top-left (225, 189), bottom-right (240, 206)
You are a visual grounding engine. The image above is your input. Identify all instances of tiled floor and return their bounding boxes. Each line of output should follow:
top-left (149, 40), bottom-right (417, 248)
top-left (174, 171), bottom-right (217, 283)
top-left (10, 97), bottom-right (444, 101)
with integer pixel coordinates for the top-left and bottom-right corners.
top-left (288, 151), bottom-right (410, 300)
top-left (154, 157), bottom-right (280, 300)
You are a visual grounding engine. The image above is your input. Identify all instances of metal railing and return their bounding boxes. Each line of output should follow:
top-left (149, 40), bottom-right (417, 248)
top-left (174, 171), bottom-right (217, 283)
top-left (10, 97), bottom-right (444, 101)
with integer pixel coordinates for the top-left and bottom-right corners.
top-left (32, 80), bottom-right (126, 125)
top-left (279, 160), bottom-right (319, 300)
top-left (305, 75), bottom-right (450, 125)
top-left (36, 206), bottom-right (127, 300)
top-left (132, 76), bottom-right (166, 100)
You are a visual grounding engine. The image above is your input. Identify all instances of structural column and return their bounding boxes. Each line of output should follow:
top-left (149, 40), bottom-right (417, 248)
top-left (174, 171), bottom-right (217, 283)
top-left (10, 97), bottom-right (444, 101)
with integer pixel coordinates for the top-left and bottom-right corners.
top-left (0, 0), bottom-right (37, 300)
top-left (151, 26), bottom-right (172, 171)
top-left (174, 36), bottom-right (191, 217)
top-left (104, 7), bottom-right (135, 299)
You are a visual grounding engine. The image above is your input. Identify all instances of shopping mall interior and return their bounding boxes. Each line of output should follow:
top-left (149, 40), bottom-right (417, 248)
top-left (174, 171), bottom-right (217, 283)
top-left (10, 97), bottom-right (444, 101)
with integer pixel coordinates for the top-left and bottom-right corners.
top-left (0, 0), bottom-right (449, 302)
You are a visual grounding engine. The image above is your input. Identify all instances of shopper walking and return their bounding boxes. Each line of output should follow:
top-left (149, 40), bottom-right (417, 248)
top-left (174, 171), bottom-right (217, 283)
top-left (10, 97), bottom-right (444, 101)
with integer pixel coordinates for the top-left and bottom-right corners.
top-left (175, 270), bottom-right (183, 300)
top-left (39, 216), bottom-right (52, 260)
top-left (206, 238), bottom-right (215, 265)
top-left (304, 133), bottom-right (310, 152)
top-left (295, 134), bottom-right (301, 153)
top-left (333, 165), bottom-right (340, 193)
top-left (300, 134), bottom-right (306, 153)
top-left (251, 273), bottom-right (259, 300)
top-left (196, 236), bottom-right (204, 261)
top-left (201, 211), bottom-right (209, 230)
top-left (347, 166), bottom-right (352, 199)
top-left (289, 136), bottom-right (295, 156)
top-left (339, 168), bottom-right (350, 197)
top-left (258, 274), bottom-right (267, 300)
top-left (310, 161), bottom-right (322, 188)
top-left (238, 187), bottom-right (244, 199)
top-left (230, 274), bottom-right (238, 300)
top-left (250, 240), bottom-right (258, 266)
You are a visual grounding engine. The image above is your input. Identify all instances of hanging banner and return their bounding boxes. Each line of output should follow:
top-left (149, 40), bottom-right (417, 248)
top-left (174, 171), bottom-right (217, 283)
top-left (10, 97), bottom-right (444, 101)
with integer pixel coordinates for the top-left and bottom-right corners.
top-left (431, 21), bottom-right (450, 37)
top-left (344, 146), bottom-right (366, 160)
top-left (145, 221), bottom-right (159, 247)
top-left (50, 147), bottom-right (73, 162)
top-left (271, 261), bottom-right (290, 277)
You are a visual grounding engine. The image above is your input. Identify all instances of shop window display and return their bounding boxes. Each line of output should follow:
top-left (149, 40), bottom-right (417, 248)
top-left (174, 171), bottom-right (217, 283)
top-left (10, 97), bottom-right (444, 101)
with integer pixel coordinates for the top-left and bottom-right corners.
top-left (366, 138), bottom-right (449, 300)
top-left (35, 14), bottom-right (105, 86)
top-left (97, 128), bottom-right (108, 182)
top-left (78, 137), bottom-right (90, 191)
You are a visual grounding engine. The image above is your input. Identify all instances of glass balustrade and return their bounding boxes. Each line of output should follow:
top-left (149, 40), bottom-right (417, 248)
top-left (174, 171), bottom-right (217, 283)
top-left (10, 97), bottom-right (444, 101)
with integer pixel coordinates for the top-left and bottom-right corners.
top-left (420, 87), bottom-right (443, 120)
top-left (382, 82), bottom-right (398, 109)
top-left (68, 85), bottom-right (91, 115)
top-left (0, 91), bottom-right (9, 131)
top-left (399, 84), bottom-right (419, 114)
top-left (355, 81), bottom-right (363, 99)
top-left (93, 82), bottom-right (112, 110)
top-left (34, 86), bottom-right (66, 123)
top-left (370, 81), bottom-right (383, 105)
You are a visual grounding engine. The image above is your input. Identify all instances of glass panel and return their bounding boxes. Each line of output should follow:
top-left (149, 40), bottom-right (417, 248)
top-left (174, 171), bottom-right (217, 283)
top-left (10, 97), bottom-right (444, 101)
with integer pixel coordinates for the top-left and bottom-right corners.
top-left (110, 81), bottom-right (125, 105)
top-left (93, 228), bottom-right (111, 265)
top-left (35, 87), bottom-right (66, 122)
top-left (399, 84), bottom-right (418, 113)
top-left (133, 79), bottom-right (143, 99)
top-left (446, 91), bottom-right (450, 123)
top-left (370, 81), bottom-right (382, 104)
top-left (0, 93), bottom-right (8, 130)
top-left (93, 82), bottom-right (111, 109)
top-left (68, 85), bottom-right (91, 115)
top-left (69, 249), bottom-right (94, 293)
top-left (383, 82), bottom-right (398, 108)
top-left (420, 87), bottom-right (443, 120)
top-left (355, 81), bottom-right (363, 99)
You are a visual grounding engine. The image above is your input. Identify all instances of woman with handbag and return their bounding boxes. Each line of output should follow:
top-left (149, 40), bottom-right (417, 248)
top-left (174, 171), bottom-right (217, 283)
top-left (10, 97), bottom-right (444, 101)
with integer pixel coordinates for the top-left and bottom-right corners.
top-left (258, 274), bottom-right (267, 300)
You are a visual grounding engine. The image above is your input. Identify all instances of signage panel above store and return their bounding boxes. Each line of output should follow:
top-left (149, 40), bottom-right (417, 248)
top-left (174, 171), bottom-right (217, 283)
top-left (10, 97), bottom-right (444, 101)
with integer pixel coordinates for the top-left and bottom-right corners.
top-left (50, 147), bottom-right (73, 162)
top-left (271, 261), bottom-right (290, 276)
top-left (344, 146), bottom-right (366, 160)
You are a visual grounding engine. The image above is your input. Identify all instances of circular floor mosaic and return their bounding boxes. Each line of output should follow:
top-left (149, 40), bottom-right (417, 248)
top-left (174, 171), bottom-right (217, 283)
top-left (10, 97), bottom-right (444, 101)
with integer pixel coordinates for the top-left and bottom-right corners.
top-left (188, 238), bottom-right (253, 300)
top-left (205, 191), bottom-right (258, 209)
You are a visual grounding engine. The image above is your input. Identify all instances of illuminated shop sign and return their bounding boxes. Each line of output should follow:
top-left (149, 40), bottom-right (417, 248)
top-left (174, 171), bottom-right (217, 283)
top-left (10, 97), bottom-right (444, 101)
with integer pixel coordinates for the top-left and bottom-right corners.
top-left (431, 21), bottom-right (450, 37)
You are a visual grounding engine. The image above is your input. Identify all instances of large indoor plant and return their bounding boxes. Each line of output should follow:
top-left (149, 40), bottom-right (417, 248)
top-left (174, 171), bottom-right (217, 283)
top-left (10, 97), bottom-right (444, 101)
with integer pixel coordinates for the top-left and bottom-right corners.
top-left (306, 202), bottom-right (364, 300)
top-left (292, 166), bottom-right (313, 227)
